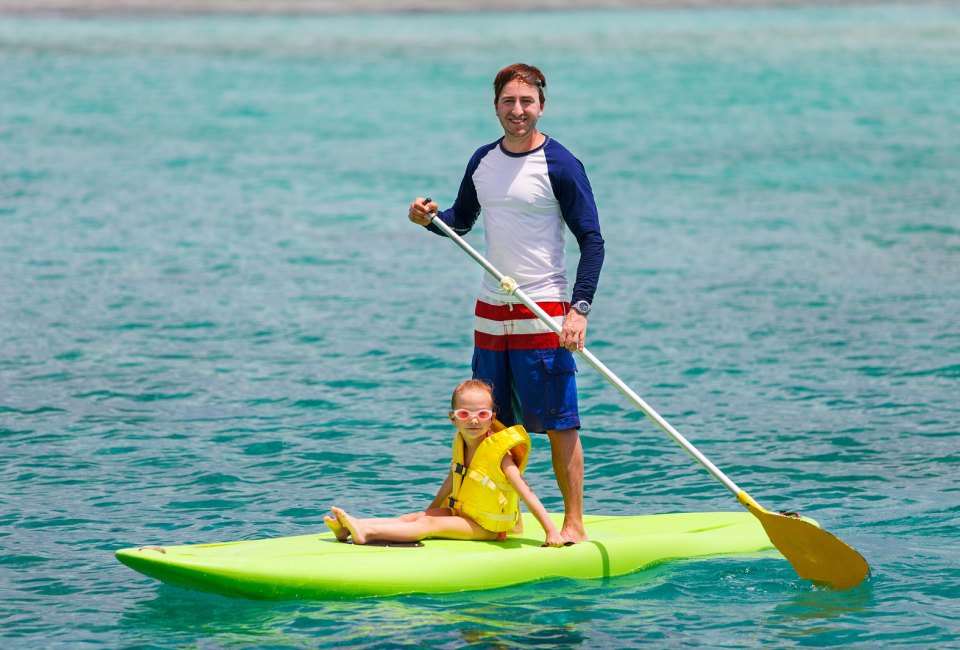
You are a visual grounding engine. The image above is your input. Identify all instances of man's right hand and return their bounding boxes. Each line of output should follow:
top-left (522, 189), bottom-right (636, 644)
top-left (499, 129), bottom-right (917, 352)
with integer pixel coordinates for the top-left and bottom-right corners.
top-left (408, 197), bottom-right (437, 226)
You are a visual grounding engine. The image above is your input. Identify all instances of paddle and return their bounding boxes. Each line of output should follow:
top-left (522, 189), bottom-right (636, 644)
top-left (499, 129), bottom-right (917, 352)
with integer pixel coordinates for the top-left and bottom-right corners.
top-left (424, 205), bottom-right (870, 590)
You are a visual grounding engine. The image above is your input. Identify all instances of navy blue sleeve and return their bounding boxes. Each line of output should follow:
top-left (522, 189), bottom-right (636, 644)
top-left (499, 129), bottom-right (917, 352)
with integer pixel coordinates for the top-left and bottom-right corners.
top-left (427, 143), bottom-right (495, 238)
top-left (545, 140), bottom-right (605, 305)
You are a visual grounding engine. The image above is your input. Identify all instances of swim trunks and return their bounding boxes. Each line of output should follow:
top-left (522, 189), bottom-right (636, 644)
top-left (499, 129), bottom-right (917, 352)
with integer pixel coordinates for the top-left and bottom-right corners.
top-left (471, 298), bottom-right (579, 433)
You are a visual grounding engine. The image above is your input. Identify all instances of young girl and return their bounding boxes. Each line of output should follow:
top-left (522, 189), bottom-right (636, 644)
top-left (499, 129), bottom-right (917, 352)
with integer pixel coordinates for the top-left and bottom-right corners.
top-left (325, 379), bottom-right (566, 547)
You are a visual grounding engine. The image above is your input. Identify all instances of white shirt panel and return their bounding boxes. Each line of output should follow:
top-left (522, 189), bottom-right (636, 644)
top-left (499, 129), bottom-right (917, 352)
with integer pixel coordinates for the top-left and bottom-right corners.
top-left (471, 144), bottom-right (569, 303)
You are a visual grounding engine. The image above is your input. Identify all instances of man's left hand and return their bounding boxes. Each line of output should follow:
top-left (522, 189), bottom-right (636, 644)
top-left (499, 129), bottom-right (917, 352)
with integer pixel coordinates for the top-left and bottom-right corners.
top-left (559, 309), bottom-right (587, 352)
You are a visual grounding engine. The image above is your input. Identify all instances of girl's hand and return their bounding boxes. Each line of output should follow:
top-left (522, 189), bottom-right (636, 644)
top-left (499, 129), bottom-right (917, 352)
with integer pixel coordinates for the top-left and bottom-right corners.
top-left (543, 530), bottom-right (565, 548)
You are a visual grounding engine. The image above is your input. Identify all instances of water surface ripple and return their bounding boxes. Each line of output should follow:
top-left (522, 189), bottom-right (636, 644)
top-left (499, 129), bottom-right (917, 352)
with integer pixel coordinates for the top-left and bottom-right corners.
top-left (2, 4), bottom-right (959, 647)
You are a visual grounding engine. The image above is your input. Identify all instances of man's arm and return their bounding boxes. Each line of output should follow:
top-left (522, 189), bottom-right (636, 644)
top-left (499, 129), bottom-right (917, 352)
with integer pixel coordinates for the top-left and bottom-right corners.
top-left (425, 170), bottom-right (481, 237)
top-left (552, 157), bottom-right (605, 306)
top-left (547, 147), bottom-right (606, 351)
top-left (408, 145), bottom-right (491, 235)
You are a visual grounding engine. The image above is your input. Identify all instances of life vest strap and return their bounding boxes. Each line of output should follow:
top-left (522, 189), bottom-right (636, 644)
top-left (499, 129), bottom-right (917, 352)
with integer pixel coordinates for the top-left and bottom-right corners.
top-left (474, 511), bottom-right (518, 523)
top-left (465, 469), bottom-right (512, 492)
top-left (451, 462), bottom-right (468, 477)
top-left (447, 497), bottom-right (517, 524)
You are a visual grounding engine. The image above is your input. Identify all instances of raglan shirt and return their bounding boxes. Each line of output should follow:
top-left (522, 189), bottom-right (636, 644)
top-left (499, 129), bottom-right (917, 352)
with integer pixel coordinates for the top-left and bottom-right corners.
top-left (428, 136), bottom-right (605, 306)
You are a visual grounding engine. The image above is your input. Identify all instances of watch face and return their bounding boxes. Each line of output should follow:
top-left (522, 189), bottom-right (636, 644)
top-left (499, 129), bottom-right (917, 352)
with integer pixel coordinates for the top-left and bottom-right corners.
top-left (573, 301), bottom-right (591, 315)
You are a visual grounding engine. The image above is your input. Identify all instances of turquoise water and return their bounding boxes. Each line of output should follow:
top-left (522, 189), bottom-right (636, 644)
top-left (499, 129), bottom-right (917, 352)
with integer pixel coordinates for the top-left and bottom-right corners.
top-left (2, 3), bottom-right (959, 646)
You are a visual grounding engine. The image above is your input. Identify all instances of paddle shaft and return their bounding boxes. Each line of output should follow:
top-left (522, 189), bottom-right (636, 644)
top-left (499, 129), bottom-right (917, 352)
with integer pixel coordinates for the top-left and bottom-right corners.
top-left (426, 213), bottom-right (743, 498)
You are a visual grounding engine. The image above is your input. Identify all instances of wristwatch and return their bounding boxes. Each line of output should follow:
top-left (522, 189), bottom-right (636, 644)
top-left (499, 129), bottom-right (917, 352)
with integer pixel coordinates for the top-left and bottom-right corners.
top-left (571, 300), bottom-right (592, 316)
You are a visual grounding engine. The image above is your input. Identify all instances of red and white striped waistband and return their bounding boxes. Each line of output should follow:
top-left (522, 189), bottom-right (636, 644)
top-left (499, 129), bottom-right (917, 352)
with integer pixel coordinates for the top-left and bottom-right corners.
top-left (474, 300), bottom-right (569, 351)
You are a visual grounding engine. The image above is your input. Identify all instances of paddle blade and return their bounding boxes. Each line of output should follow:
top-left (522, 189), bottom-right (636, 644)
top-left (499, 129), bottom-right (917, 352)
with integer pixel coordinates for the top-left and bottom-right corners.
top-left (738, 493), bottom-right (870, 590)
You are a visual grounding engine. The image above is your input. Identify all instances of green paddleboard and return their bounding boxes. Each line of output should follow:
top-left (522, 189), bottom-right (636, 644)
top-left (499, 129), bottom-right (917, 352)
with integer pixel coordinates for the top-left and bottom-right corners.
top-left (115, 511), bottom-right (777, 599)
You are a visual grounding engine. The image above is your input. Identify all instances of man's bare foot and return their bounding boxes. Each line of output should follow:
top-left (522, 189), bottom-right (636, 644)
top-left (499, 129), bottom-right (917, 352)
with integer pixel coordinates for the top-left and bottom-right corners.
top-left (560, 521), bottom-right (589, 544)
top-left (332, 506), bottom-right (368, 545)
top-left (324, 510), bottom-right (349, 542)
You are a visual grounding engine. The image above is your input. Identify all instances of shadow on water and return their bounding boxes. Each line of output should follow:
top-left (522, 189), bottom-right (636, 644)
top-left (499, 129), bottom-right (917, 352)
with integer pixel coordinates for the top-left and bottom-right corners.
top-left (775, 580), bottom-right (874, 625)
top-left (459, 625), bottom-right (586, 648)
top-left (761, 582), bottom-right (877, 645)
top-left (118, 579), bottom-right (595, 647)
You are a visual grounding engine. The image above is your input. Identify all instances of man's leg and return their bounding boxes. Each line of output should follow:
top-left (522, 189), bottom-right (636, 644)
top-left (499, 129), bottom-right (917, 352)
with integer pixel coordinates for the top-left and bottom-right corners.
top-left (546, 428), bottom-right (587, 543)
top-left (508, 338), bottom-right (586, 543)
top-left (472, 300), bottom-right (519, 426)
top-left (473, 347), bottom-right (515, 427)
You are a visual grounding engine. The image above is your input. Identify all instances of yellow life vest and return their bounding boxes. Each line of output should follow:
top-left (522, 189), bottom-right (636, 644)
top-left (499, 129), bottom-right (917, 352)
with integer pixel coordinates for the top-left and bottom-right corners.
top-left (446, 420), bottom-right (531, 533)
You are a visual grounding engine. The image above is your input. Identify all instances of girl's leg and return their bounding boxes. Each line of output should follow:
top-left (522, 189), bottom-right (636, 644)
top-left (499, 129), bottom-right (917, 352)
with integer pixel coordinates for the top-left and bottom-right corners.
top-left (325, 508), bottom-right (452, 541)
top-left (332, 507), bottom-right (495, 545)
top-left (393, 508), bottom-right (451, 523)
top-left (324, 513), bottom-right (350, 541)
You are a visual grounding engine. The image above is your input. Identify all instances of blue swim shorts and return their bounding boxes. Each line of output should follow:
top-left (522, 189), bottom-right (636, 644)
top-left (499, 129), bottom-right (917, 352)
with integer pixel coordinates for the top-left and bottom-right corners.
top-left (471, 299), bottom-right (580, 433)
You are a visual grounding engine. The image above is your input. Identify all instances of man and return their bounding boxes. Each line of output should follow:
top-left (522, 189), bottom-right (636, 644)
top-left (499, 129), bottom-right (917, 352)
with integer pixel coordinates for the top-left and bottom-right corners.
top-left (407, 63), bottom-right (605, 543)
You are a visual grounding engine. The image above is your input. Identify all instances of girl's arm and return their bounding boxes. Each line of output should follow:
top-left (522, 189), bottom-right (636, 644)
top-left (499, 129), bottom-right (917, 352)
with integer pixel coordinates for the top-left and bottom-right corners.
top-left (427, 473), bottom-right (453, 510)
top-left (502, 454), bottom-right (565, 547)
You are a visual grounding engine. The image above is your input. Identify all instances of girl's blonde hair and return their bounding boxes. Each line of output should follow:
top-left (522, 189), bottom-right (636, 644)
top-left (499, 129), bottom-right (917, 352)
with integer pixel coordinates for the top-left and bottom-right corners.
top-left (450, 378), bottom-right (496, 411)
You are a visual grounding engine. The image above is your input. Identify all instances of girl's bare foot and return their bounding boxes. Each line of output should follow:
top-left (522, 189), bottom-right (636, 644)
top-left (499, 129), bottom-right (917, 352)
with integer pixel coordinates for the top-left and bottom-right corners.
top-left (332, 506), bottom-right (368, 545)
top-left (324, 510), bottom-right (349, 542)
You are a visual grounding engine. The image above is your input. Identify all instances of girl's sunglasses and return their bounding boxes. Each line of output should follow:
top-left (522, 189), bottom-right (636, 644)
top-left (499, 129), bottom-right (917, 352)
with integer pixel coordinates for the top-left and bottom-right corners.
top-left (451, 408), bottom-right (494, 422)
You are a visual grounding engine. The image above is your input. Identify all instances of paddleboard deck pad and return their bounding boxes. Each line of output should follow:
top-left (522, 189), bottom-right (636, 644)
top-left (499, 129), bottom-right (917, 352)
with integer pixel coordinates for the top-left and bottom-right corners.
top-left (115, 511), bottom-right (776, 599)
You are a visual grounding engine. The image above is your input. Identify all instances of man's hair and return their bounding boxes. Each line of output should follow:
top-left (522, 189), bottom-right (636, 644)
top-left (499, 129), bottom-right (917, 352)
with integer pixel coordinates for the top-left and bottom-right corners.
top-left (493, 63), bottom-right (546, 105)
top-left (450, 378), bottom-right (496, 411)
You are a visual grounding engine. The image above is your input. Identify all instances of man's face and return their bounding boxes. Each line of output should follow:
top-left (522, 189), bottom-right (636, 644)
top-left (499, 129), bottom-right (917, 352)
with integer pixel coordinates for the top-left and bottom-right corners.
top-left (495, 80), bottom-right (543, 141)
